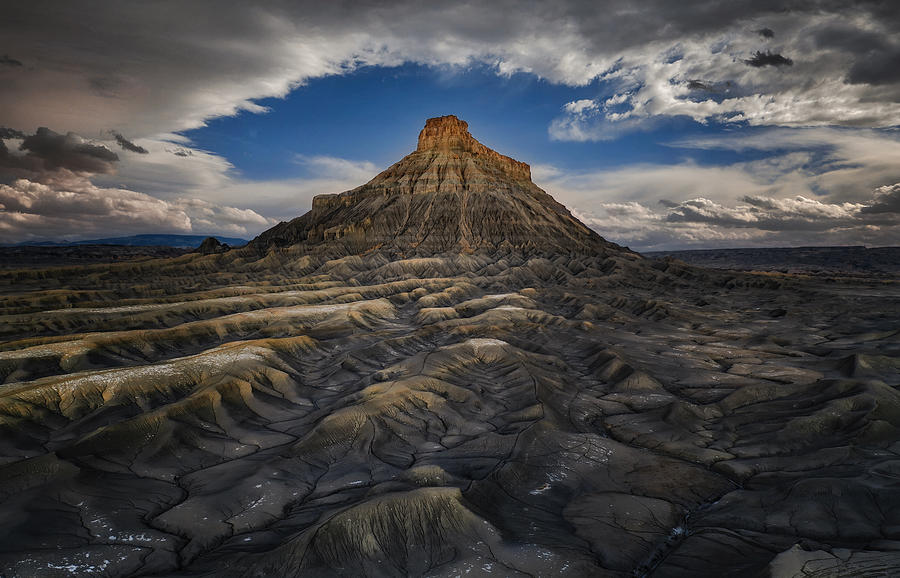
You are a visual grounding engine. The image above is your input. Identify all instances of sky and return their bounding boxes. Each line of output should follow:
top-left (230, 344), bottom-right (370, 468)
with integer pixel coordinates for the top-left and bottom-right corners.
top-left (1, 1), bottom-right (900, 251)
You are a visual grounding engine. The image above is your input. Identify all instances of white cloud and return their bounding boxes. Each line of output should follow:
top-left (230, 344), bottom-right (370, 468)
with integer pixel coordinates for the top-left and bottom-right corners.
top-left (4, 2), bottom-right (900, 142)
top-left (569, 189), bottom-right (899, 251)
top-left (536, 161), bottom-right (786, 208)
top-left (88, 143), bottom-right (380, 223)
top-left (0, 176), bottom-right (275, 243)
top-left (293, 155), bottom-right (379, 182)
top-left (667, 127), bottom-right (900, 203)
top-left (3, 2), bottom-right (900, 245)
top-left (536, 146), bottom-right (900, 250)
top-left (563, 99), bottom-right (599, 115)
top-left (548, 9), bottom-right (900, 141)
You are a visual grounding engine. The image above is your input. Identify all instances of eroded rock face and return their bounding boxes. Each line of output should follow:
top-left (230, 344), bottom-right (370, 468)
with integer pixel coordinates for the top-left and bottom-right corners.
top-left (0, 118), bottom-right (899, 577)
top-left (254, 116), bottom-right (606, 255)
top-left (415, 115), bottom-right (531, 181)
top-left (197, 236), bottom-right (228, 255)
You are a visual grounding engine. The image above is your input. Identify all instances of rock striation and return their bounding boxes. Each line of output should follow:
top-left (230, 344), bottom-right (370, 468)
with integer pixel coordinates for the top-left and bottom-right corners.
top-left (253, 115), bottom-right (612, 255)
top-left (414, 115), bottom-right (532, 181)
top-left (0, 117), bottom-right (898, 577)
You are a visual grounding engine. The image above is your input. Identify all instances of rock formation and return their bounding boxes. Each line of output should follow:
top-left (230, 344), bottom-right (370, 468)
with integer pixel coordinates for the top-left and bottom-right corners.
top-left (0, 117), bottom-right (898, 577)
top-left (197, 236), bottom-right (229, 255)
top-left (254, 115), bottom-right (610, 255)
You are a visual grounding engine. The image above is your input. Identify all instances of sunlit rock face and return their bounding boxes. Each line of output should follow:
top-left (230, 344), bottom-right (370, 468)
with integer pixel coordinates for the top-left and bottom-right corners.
top-left (255, 115), bottom-right (604, 254)
top-left (415, 114), bottom-right (532, 181)
top-left (1, 118), bottom-right (899, 577)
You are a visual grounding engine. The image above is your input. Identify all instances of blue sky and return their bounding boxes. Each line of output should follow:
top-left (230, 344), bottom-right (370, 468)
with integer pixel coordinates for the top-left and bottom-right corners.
top-left (186, 63), bottom-right (749, 181)
top-left (1, 1), bottom-right (900, 249)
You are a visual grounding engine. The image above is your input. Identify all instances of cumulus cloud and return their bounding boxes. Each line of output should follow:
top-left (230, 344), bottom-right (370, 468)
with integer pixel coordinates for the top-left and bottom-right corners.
top-left (860, 183), bottom-right (900, 214)
top-left (546, 4), bottom-right (900, 141)
top-left (0, 177), bottom-right (188, 243)
top-left (566, 189), bottom-right (898, 251)
top-left (1, 127), bottom-right (119, 177)
top-left (89, 142), bottom-right (381, 223)
top-left (535, 134), bottom-right (900, 250)
top-left (0, 176), bottom-right (275, 244)
top-left (21, 128), bottom-right (118, 172)
top-left (174, 198), bottom-right (274, 237)
top-left (563, 99), bottom-right (600, 115)
top-left (666, 195), bottom-right (863, 230)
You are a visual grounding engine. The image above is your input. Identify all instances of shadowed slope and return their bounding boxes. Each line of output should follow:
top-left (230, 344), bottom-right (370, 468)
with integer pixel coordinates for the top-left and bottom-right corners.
top-left (0, 118), bottom-right (899, 577)
top-left (253, 116), bottom-right (614, 255)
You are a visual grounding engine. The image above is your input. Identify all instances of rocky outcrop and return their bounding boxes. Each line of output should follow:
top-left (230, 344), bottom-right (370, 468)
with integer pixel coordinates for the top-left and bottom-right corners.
top-left (2, 116), bottom-right (898, 577)
top-left (253, 115), bottom-right (617, 255)
top-left (1, 250), bottom-right (898, 577)
top-left (415, 115), bottom-right (531, 181)
top-left (197, 236), bottom-right (228, 255)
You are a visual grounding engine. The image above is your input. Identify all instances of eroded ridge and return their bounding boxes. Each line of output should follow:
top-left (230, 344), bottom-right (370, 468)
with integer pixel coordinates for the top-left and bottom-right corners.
top-left (1, 115), bottom-right (899, 576)
top-left (0, 249), bottom-right (898, 577)
top-left (252, 116), bottom-right (603, 254)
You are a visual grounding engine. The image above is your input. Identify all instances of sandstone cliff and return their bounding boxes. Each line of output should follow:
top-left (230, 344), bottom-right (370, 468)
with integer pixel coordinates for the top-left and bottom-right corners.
top-left (253, 115), bottom-right (618, 255)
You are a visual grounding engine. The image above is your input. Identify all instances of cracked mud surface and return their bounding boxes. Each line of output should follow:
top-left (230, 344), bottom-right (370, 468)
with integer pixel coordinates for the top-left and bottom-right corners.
top-left (1, 248), bottom-right (898, 577)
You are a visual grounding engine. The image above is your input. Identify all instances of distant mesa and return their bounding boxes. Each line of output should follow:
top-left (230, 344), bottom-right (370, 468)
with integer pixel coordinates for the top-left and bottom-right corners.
top-left (253, 115), bottom-right (622, 256)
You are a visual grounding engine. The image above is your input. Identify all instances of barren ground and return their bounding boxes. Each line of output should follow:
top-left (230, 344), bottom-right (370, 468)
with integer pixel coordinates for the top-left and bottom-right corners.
top-left (0, 246), bottom-right (898, 577)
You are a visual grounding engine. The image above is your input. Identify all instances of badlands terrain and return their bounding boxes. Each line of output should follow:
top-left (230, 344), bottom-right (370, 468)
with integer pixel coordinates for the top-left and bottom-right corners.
top-left (1, 117), bottom-right (899, 577)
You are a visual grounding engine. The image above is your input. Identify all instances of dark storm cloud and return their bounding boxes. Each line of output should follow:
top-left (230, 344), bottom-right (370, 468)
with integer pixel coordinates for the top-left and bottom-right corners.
top-left (860, 184), bottom-right (900, 214)
top-left (813, 23), bottom-right (900, 86)
top-left (0, 127), bottom-right (25, 139)
top-left (847, 49), bottom-right (900, 85)
top-left (745, 50), bottom-right (793, 67)
top-left (3, 0), bottom-right (900, 138)
top-left (0, 54), bottom-right (22, 67)
top-left (0, 127), bottom-right (119, 176)
top-left (22, 128), bottom-right (119, 172)
top-left (813, 23), bottom-right (887, 53)
top-left (756, 28), bottom-right (774, 38)
top-left (0, 134), bottom-right (42, 174)
top-left (112, 132), bottom-right (149, 154)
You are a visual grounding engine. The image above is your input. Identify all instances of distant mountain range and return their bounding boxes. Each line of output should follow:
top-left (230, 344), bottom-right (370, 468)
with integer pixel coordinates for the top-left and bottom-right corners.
top-left (11, 234), bottom-right (249, 248)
